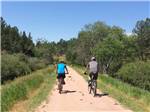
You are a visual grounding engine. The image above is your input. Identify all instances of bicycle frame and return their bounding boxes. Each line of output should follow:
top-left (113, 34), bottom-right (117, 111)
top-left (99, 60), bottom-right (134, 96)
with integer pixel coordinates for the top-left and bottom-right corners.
top-left (88, 74), bottom-right (97, 97)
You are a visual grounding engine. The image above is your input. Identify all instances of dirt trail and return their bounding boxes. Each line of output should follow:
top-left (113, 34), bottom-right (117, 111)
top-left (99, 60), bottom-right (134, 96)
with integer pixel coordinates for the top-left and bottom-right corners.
top-left (35, 66), bottom-right (132, 112)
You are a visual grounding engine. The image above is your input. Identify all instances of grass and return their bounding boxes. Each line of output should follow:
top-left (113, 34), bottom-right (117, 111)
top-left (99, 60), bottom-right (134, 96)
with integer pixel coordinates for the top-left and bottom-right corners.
top-left (1, 66), bottom-right (56, 112)
top-left (27, 70), bottom-right (56, 112)
top-left (73, 65), bottom-right (150, 112)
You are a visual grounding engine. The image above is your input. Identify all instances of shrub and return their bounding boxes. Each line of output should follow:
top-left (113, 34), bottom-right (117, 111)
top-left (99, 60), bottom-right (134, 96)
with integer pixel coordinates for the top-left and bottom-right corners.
top-left (116, 60), bottom-right (150, 91)
top-left (1, 53), bottom-right (31, 83)
top-left (1, 53), bottom-right (48, 83)
top-left (28, 57), bottom-right (47, 71)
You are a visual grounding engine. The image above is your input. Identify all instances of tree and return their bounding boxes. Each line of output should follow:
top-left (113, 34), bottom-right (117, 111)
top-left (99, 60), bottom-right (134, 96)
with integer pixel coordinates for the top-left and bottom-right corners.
top-left (92, 37), bottom-right (124, 74)
top-left (133, 18), bottom-right (150, 60)
top-left (34, 40), bottom-right (55, 64)
top-left (122, 35), bottom-right (138, 62)
top-left (109, 26), bottom-right (125, 40)
top-left (21, 32), bottom-right (34, 56)
top-left (56, 39), bottom-right (68, 55)
top-left (1, 18), bottom-right (35, 55)
top-left (66, 21), bottom-right (111, 65)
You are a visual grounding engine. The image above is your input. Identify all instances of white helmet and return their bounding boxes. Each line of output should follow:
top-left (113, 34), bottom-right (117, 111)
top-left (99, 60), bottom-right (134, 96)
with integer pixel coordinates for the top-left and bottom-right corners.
top-left (91, 56), bottom-right (96, 61)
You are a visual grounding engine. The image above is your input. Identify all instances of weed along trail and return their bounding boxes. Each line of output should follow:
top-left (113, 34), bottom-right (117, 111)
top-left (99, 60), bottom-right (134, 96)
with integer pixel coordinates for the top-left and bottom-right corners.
top-left (35, 66), bottom-right (132, 112)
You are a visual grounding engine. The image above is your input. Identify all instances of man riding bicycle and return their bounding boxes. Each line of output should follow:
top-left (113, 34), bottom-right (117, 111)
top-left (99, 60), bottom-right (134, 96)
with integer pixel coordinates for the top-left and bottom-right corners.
top-left (85, 57), bottom-right (99, 86)
top-left (56, 60), bottom-right (69, 85)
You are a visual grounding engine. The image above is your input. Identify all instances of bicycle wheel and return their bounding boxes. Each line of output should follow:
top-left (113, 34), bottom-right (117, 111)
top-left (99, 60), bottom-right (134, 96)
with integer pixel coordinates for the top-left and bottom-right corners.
top-left (92, 80), bottom-right (97, 97)
top-left (58, 78), bottom-right (63, 94)
top-left (88, 80), bottom-right (92, 94)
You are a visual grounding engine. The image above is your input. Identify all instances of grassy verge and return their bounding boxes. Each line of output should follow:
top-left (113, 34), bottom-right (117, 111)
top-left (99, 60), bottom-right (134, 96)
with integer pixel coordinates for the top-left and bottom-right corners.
top-left (1, 66), bottom-right (56, 112)
top-left (72, 65), bottom-right (150, 112)
top-left (27, 68), bottom-right (56, 112)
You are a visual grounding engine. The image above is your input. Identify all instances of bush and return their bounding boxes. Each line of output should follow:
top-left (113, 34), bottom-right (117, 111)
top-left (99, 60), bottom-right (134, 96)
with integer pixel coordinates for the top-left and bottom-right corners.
top-left (28, 57), bottom-right (47, 71)
top-left (1, 53), bottom-right (31, 83)
top-left (116, 60), bottom-right (150, 91)
top-left (1, 53), bottom-right (48, 83)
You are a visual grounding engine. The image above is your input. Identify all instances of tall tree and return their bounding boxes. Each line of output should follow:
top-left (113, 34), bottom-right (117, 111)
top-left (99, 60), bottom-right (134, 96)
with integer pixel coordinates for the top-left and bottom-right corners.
top-left (133, 18), bottom-right (150, 60)
top-left (21, 32), bottom-right (34, 56)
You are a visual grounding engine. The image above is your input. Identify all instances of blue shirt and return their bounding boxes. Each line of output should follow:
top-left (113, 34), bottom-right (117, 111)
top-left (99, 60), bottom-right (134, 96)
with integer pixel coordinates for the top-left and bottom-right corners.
top-left (57, 63), bottom-right (66, 74)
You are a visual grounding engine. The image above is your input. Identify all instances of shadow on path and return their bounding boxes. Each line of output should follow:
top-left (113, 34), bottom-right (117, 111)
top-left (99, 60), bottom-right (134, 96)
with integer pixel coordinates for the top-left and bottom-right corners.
top-left (95, 92), bottom-right (109, 97)
top-left (61, 90), bottom-right (76, 94)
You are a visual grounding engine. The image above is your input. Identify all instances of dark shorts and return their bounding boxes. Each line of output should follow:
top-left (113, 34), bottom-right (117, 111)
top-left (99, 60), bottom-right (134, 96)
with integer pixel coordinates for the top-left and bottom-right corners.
top-left (89, 72), bottom-right (98, 80)
top-left (57, 73), bottom-right (66, 79)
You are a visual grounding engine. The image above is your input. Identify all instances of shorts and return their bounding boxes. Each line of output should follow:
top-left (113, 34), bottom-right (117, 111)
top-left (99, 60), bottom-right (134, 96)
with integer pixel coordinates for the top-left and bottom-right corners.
top-left (89, 72), bottom-right (98, 80)
top-left (57, 73), bottom-right (66, 79)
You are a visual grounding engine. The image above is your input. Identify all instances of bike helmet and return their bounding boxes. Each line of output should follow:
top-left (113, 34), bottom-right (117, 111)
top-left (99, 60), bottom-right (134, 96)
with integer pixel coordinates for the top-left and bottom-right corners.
top-left (91, 56), bottom-right (96, 61)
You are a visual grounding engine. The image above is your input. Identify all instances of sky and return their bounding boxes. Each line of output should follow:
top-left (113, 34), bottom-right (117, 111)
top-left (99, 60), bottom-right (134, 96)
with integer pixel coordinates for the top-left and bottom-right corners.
top-left (1, 1), bottom-right (150, 42)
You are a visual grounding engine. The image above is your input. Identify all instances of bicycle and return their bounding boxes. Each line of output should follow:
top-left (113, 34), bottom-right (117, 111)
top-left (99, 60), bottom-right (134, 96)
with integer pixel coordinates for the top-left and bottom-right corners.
top-left (58, 77), bottom-right (63, 94)
top-left (84, 72), bottom-right (97, 97)
top-left (58, 72), bottom-right (68, 94)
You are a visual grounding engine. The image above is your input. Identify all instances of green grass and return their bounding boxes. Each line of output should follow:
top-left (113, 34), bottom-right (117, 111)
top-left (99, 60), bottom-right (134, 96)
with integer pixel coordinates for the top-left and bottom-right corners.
top-left (1, 66), bottom-right (56, 112)
top-left (73, 65), bottom-right (150, 112)
top-left (27, 70), bottom-right (56, 112)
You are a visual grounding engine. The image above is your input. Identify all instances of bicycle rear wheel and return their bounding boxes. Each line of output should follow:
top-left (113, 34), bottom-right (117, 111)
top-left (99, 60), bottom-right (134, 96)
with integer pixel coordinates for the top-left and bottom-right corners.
top-left (91, 81), bottom-right (97, 97)
top-left (58, 78), bottom-right (63, 94)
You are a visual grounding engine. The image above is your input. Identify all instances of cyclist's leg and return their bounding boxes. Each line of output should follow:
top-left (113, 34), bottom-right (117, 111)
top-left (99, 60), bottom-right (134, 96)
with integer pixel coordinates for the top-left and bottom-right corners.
top-left (89, 72), bottom-right (93, 79)
top-left (93, 73), bottom-right (98, 96)
top-left (57, 75), bottom-right (61, 89)
top-left (93, 72), bottom-right (98, 87)
top-left (88, 72), bottom-right (93, 86)
top-left (93, 72), bottom-right (98, 80)
top-left (57, 74), bottom-right (64, 84)
top-left (62, 73), bottom-right (66, 84)
top-left (57, 74), bottom-right (61, 82)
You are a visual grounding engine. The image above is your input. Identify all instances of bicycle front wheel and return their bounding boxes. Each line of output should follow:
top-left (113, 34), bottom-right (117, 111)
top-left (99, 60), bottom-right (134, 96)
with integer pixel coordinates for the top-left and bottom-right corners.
top-left (88, 81), bottom-right (91, 94)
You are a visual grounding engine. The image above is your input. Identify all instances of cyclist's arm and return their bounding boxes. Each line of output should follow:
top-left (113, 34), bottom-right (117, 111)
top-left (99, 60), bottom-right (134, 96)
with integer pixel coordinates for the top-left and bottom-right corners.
top-left (65, 65), bottom-right (69, 74)
top-left (85, 63), bottom-right (89, 73)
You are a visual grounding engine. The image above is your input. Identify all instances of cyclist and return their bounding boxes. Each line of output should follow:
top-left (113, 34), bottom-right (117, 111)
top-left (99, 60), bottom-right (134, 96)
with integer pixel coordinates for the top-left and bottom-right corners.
top-left (85, 57), bottom-right (99, 86)
top-left (56, 60), bottom-right (69, 85)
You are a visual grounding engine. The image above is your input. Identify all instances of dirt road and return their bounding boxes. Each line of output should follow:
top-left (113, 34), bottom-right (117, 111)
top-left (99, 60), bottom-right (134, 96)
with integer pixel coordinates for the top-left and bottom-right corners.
top-left (35, 67), bottom-right (132, 112)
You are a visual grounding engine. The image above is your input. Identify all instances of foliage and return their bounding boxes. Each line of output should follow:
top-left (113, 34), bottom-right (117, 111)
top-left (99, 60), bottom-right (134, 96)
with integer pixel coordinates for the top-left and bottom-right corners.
top-left (1, 52), bottom-right (47, 83)
top-left (92, 37), bottom-right (124, 74)
top-left (116, 61), bottom-right (150, 91)
top-left (66, 21), bottom-right (111, 65)
top-left (1, 53), bottom-right (31, 83)
top-left (1, 17), bottom-right (35, 56)
top-left (133, 18), bottom-right (150, 60)
top-left (27, 57), bottom-right (47, 71)
top-left (34, 39), bottom-right (55, 64)
top-left (1, 17), bottom-right (54, 83)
